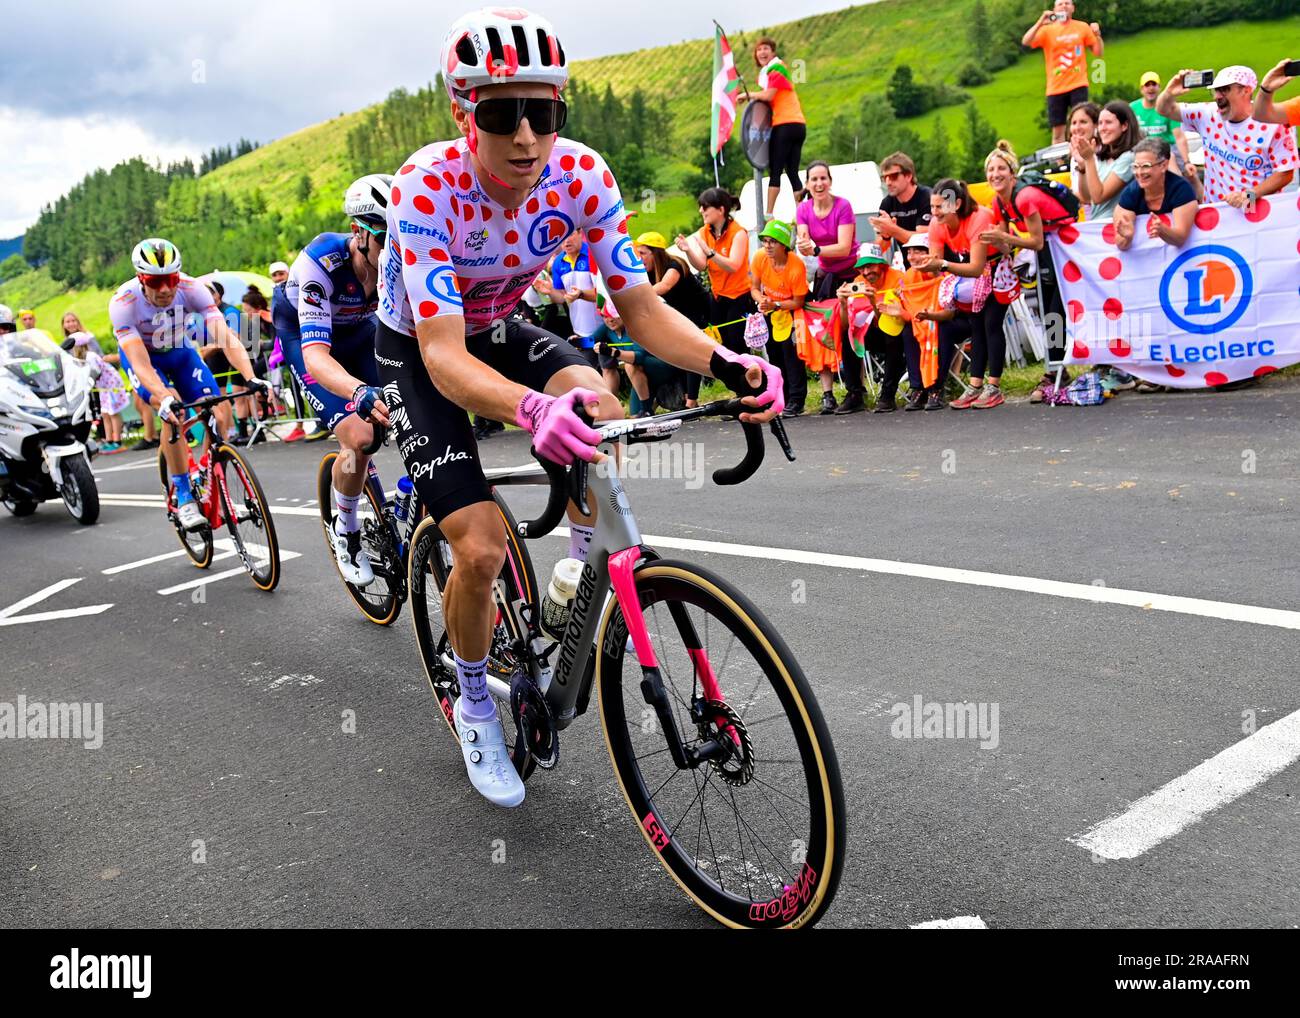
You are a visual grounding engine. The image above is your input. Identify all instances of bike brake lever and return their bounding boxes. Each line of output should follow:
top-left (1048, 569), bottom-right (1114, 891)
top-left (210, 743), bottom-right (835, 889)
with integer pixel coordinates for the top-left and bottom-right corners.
top-left (770, 417), bottom-right (796, 462)
top-left (569, 458), bottom-right (591, 517)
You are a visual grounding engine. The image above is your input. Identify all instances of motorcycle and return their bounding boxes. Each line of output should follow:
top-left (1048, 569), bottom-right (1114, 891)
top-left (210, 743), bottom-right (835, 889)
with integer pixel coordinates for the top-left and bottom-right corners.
top-left (0, 329), bottom-right (100, 524)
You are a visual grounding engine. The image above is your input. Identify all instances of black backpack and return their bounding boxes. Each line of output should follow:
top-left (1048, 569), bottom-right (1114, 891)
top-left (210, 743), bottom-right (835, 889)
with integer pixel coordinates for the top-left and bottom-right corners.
top-left (998, 169), bottom-right (1081, 229)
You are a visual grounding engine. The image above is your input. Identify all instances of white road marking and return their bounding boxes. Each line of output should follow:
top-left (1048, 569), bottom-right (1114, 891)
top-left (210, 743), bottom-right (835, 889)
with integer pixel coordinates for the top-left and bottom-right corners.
top-left (155, 549), bottom-right (301, 595)
top-left (0, 578), bottom-right (113, 627)
top-left (1071, 707), bottom-right (1300, 860)
top-left (102, 494), bottom-right (318, 517)
top-left (96, 507), bottom-right (1300, 630)
top-left (92, 459), bottom-right (160, 475)
top-left (910, 916), bottom-right (988, 929)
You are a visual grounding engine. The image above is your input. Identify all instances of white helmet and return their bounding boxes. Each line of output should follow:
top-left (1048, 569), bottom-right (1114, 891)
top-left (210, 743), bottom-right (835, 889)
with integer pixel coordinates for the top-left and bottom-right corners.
top-left (440, 7), bottom-right (568, 100)
top-left (132, 237), bottom-right (182, 276)
top-left (344, 174), bottom-right (393, 232)
top-left (0, 304), bottom-right (14, 327)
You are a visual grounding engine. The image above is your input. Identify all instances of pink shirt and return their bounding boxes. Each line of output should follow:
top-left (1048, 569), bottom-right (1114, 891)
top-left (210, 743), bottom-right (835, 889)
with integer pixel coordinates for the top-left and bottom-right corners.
top-left (796, 196), bottom-right (856, 276)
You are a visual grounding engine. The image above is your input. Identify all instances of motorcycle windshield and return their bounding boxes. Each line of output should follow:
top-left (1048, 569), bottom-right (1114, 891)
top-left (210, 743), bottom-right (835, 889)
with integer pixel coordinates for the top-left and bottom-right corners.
top-left (1, 330), bottom-right (65, 396)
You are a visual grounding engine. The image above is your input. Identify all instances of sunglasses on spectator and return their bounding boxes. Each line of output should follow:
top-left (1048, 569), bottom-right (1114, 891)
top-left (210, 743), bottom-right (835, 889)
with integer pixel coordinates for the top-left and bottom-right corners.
top-left (460, 96), bottom-right (568, 135)
top-left (882, 170), bottom-right (905, 181)
top-left (139, 273), bottom-right (180, 289)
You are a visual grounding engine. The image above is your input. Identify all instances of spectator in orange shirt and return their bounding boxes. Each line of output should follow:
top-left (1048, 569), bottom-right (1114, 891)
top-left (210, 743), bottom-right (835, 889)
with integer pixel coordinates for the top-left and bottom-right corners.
top-left (1255, 58), bottom-right (1300, 127)
top-left (1022, 1), bottom-right (1104, 145)
top-left (836, 242), bottom-right (908, 413)
top-left (675, 187), bottom-right (754, 355)
top-left (748, 220), bottom-right (811, 417)
top-left (738, 38), bottom-right (807, 216)
top-left (898, 235), bottom-right (956, 411)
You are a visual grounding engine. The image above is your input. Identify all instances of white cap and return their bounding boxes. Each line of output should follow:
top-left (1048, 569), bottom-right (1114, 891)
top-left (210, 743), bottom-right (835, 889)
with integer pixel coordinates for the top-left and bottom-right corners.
top-left (902, 234), bottom-right (931, 250)
top-left (269, 261), bottom-right (290, 275)
top-left (0, 304), bottom-right (13, 326)
top-left (1210, 65), bottom-right (1258, 91)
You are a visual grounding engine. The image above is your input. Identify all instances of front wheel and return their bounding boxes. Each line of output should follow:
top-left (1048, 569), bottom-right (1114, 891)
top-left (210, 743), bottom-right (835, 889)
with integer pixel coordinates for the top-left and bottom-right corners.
top-left (596, 559), bottom-right (845, 929)
top-left (316, 451), bottom-right (402, 625)
top-left (214, 444), bottom-right (280, 591)
top-left (59, 454), bottom-right (99, 524)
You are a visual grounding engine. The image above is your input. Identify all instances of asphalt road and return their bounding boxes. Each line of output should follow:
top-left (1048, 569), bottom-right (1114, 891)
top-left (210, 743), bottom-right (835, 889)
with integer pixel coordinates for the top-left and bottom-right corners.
top-left (2, 381), bottom-right (1298, 929)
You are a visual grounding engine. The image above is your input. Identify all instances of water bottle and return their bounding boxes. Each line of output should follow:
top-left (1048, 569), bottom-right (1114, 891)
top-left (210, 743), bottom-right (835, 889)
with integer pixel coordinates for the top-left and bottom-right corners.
top-left (540, 557), bottom-right (584, 642)
top-left (393, 475), bottom-right (415, 523)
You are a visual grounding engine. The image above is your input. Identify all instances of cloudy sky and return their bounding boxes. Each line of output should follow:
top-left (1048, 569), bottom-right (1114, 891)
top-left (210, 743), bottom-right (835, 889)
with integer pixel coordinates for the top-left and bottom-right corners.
top-left (0, 0), bottom-right (868, 238)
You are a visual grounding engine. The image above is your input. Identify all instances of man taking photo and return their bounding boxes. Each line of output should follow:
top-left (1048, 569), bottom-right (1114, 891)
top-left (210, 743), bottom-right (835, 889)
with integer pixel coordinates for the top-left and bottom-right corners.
top-left (1023, 1), bottom-right (1104, 145)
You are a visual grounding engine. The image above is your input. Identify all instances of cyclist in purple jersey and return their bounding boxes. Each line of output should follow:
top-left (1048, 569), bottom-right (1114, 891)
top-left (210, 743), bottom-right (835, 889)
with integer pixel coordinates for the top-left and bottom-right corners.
top-left (374, 6), bottom-right (785, 808)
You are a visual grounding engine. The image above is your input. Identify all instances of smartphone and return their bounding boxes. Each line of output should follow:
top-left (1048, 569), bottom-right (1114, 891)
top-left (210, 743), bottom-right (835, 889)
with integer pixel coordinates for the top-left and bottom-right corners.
top-left (1183, 70), bottom-right (1214, 89)
top-left (1285, 60), bottom-right (1300, 77)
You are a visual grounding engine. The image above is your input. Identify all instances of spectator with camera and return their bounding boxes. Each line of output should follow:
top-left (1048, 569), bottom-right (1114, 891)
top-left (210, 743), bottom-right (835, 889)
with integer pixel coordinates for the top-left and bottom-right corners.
top-left (1254, 58), bottom-right (1300, 129)
top-left (1157, 65), bottom-right (1297, 207)
top-left (838, 242), bottom-right (909, 413)
top-left (1023, 1), bottom-right (1104, 145)
top-left (870, 152), bottom-right (932, 261)
top-left (1131, 73), bottom-right (1197, 192)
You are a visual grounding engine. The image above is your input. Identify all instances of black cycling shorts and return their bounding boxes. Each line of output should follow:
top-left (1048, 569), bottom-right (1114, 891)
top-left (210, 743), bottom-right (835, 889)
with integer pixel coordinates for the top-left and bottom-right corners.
top-left (374, 317), bottom-right (594, 523)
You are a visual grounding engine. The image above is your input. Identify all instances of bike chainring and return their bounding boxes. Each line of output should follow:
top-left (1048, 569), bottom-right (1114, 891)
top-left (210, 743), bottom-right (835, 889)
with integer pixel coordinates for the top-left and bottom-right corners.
top-left (511, 672), bottom-right (559, 770)
top-left (695, 699), bottom-right (754, 787)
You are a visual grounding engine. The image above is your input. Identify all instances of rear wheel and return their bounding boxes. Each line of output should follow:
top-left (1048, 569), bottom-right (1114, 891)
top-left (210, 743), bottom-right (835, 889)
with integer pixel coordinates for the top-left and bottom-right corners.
top-left (59, 454), bottom-right (99, 524)
top-left (3, 497), bottom-right (38, 517)
top-left (214, 444), bottom-right (280, 591)
top-left (596, 560), bottom-right (845, 929)
top-left (408, 498), bottom-right (539, 780)
top-left (157, 448), bottom-right (212, 568)
top-left (316, 451), bottom-right (401, 625)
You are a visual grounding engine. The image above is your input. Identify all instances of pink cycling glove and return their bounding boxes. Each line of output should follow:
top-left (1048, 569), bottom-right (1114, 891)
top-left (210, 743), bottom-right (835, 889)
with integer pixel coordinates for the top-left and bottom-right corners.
top-left (710, 347), bottom-right (785, 416)
top-left (515, 388), bottom-right (605, 465)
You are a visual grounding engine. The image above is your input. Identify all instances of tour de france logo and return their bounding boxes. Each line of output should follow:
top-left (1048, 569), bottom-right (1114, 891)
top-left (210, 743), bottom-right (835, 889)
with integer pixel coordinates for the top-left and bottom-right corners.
top-left (527, 210), bottom-right (574, 257)
top-left (1159, 244), bottom-right (1253, 335)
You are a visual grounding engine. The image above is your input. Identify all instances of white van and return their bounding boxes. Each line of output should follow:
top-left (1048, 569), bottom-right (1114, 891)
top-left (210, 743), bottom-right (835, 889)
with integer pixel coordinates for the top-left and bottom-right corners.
top-left (736, 160), bottom-right (886, 259)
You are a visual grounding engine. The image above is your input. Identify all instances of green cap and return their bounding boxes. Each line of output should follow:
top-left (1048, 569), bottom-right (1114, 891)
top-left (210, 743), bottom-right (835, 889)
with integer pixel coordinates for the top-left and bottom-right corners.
top-left (758, 219), bottom-right (794, 249)
top-left (854, 242), bottom-right (888, 268)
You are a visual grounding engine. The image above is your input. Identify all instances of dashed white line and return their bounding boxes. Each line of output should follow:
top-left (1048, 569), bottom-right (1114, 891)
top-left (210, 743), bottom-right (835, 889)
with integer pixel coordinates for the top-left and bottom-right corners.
top-left (910, 916), bottom-right (988, 929)
top-left (1071, 707), bottom-right (1300, 860)
top-left (155, 549), bottom-right (302, 595)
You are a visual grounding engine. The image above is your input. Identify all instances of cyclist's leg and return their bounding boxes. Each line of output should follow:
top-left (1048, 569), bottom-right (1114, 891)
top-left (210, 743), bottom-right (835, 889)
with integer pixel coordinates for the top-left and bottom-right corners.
top-left (128, 360), bottom-right (186, 479)
top-left (329, 331), bottom-right (382, 500)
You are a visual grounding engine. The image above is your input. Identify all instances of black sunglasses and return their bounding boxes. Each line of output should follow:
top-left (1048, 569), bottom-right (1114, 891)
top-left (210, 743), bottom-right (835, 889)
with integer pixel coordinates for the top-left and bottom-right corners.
top-left (460, 96), bottom-right (568, 136)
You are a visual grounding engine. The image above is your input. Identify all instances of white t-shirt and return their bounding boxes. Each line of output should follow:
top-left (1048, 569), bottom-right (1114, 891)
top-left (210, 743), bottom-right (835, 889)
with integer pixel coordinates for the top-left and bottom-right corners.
top-left (1178, 103), bottom-right (1299, 203)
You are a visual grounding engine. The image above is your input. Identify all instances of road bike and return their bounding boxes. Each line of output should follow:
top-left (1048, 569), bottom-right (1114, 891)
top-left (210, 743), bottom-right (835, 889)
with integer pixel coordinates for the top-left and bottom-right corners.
top-left (157, 391), bottom-right (281, 591)
top-left (405, 401), bottom-right (846, 928)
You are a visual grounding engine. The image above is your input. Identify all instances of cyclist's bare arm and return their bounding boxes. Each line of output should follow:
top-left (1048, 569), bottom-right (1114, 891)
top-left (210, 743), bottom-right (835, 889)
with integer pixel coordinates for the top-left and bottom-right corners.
top-left (206, 315), bottom-right (258, 380)
top-left (415, 314), bottom-right (535, 423)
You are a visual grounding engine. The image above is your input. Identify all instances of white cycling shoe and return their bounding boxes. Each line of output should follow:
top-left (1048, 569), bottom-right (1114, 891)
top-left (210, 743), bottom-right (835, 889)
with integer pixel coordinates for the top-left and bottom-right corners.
top-left (454, 697), bottom-right (525, 808)
top-left (176, 500), bottom-right (205, 532)
top-left (332, 520), bottom-right (374, 586)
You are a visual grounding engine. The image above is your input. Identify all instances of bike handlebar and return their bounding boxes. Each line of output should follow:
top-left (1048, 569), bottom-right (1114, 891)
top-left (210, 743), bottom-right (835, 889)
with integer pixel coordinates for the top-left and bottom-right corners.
top-left (164, 389), bottom-right (253, 444)
top-left (361, 421), bottom-right (387, 456)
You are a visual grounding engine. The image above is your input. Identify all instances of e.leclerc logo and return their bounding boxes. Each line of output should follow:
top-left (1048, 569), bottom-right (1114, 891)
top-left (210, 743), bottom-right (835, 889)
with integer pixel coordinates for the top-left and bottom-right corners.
top-left (527, 210), bottom-right (574, 257)
top-left (1159, 244), bottom-right (1252, 335)
top-left (425, 265), bottom-right (463, 308)
top-left (610, 236), bottom-right (645, 274)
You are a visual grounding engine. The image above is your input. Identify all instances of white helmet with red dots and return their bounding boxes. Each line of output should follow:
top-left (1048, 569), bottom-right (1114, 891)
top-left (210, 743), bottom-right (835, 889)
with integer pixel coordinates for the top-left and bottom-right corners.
top-left (440, 7), bottom-right (568, 100)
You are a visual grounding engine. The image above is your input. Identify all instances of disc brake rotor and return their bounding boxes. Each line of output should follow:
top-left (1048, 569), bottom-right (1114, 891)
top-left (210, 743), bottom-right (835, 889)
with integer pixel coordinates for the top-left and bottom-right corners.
top-left (695, 699), bottom-right (754, 787)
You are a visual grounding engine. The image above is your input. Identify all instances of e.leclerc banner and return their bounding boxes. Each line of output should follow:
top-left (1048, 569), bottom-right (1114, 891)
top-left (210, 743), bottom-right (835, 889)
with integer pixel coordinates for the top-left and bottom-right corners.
top-left (1048, 197), bottom-right (1300, 388)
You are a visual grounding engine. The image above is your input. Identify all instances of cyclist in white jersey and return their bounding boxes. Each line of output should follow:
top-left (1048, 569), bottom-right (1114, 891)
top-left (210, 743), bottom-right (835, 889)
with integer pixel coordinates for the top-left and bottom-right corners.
top-left (110, 238), bottom-right (269, 532)
top-left (375, 7), bottom-right (785, 808)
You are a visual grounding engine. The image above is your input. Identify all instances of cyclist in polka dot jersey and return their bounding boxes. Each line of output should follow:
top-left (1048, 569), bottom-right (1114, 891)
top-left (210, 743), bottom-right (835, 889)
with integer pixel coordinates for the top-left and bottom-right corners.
top-left (1155, 65), bottom-right (1297, 208)
top-left (374, 7), bottom-right (785, 810)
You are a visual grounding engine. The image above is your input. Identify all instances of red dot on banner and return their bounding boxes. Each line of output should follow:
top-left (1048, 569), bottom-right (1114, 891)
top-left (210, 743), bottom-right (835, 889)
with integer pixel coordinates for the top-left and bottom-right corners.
top-left (424, 175), bottom-right (441, 191)
top-left (399, 164), bottom-right (415, 175)
top-left (443, 171), bottom-right (456, 187)
top-left (391, 186), bottom-right (402, 205)
top-left (1072, 340), bottom-right (1090, 359)
top-left (1058, 224), bottom-right (1079, 244)
top-left (1166, 364), bottom-right (1186, 378)
top-left (560, 155), bottom-right (575, 171)
top-left (1099, 257), bottom-right (1122, 281)
top-left (1255, 365), bottom-right (1278, 377)
top-left (1153, 213), bottom-right (1171, 229)
top-left (1205, 372), bottom-right (1229, 386)
top-left (419, 301), bottom-right (439, 317)
top-left (547, 190), bottom-right (561, 208)
top-left (569, 179), bottom-right (583, 199)
top-left (430, 249), bottom-right (448, 262)
top-left (603, 170), bottom-right (614, 188)
top-left (1103, 297), bottom-right (1124, 320)
top-left (1063, 261), bottom-right (1082, 283)
top-left (1245, 198), bottom-right (1272, 223)
top-left (587, 228), bottom-right (605, 243)
top-left (1101, 223), bottom-right (1117, 245)
top-left (608, 275), bottom-right (626, 290)
top-left (1068, 299), bottom-right (1085, 323)
top-left (1195, 207), bottom-right (1219, 231)
top-left (403, 249), bottom-right (416, 265)
top-left (458, 173), bottom-right (472, 190)
top-left (1108, 337), bottom-right (1131, 358)
top-left (584, 195), bottom-right (599, 217)
top-left (504, 230), bottom-right (519, 244)
top-left (580, 154), bottom-right (596, 171)
top-left (503, 253), bottom-right (520, 268)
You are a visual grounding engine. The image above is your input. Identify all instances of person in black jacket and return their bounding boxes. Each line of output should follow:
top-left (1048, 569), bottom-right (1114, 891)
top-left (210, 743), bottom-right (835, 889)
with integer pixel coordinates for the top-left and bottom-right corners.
top-left (634, 232), bottom-right (709, 407)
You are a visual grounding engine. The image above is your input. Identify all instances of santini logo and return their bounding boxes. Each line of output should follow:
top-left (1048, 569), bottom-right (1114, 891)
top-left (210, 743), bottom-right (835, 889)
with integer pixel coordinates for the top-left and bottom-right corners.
top-left (50, 949), bottom-right (151, 998)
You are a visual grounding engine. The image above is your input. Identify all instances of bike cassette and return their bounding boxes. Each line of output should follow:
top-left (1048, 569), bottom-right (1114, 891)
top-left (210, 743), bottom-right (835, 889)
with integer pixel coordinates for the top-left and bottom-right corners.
top-left (510, 673), bottom-right (559, 770)
top-left (695, 699), bottom-right (754, 787)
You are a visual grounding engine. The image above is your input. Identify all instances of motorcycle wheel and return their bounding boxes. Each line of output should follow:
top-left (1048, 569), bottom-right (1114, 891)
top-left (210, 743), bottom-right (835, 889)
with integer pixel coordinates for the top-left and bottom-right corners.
top-left (60, 455), bottom-right (100, 525)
